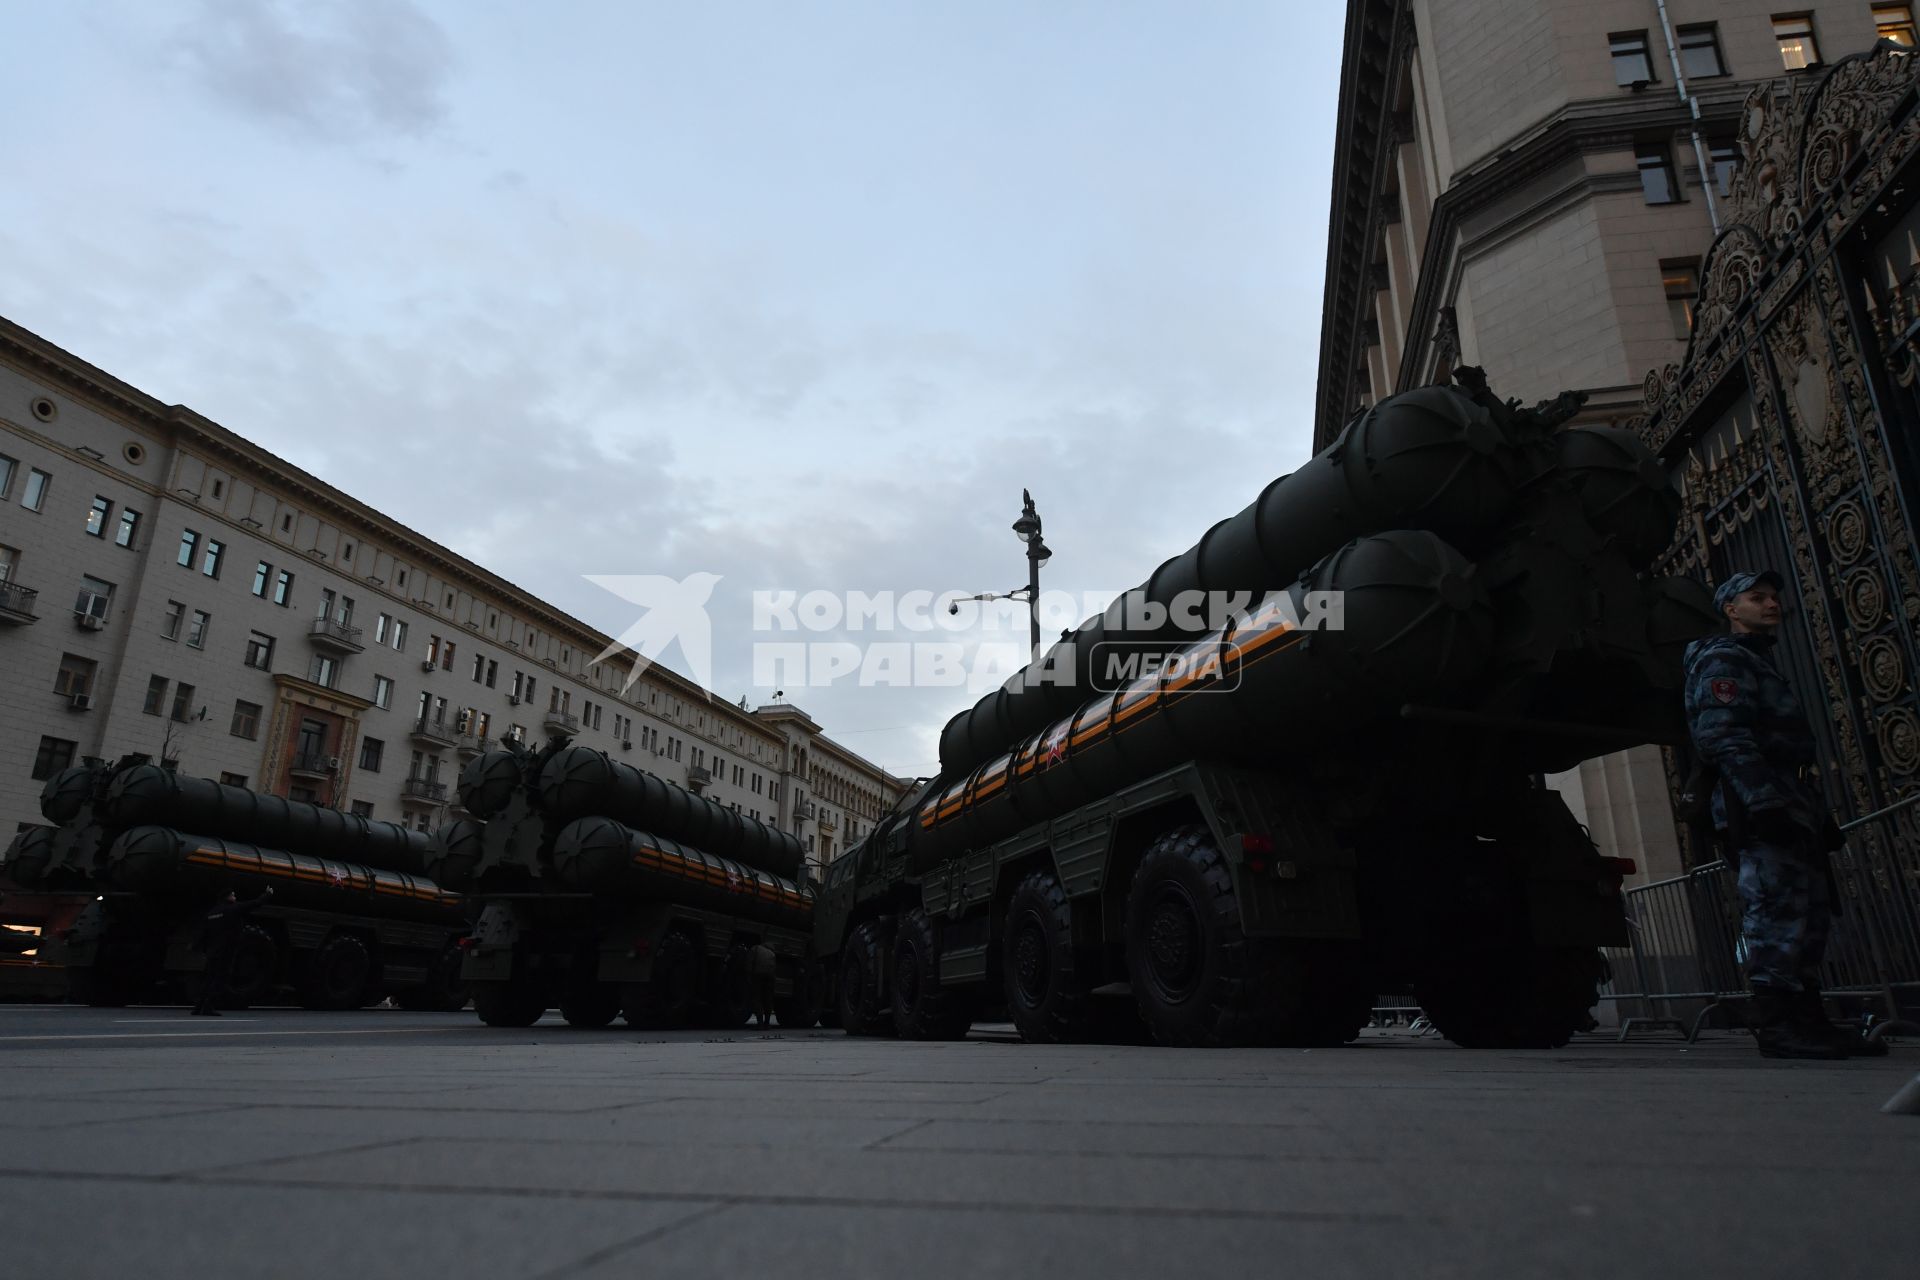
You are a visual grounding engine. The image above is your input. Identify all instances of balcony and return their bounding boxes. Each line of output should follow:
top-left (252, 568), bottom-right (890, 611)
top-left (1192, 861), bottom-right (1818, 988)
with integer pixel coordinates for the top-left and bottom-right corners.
top-left (307, 616), bottom-right (365, 654)
top-left (817, 808), bottom-right (837, 832)
top-left (288, 749), bottom-right (335, 779)
top-left (455, 731), bottom-right (490, 758)
top-left (686, 764), bottom-right (713, 792)
top-left (401, 777), bottom-right (449, 805)
top-left (410, 716), bottom-right (458, 748)
top-left (0, 580), bottom-right (38, 624)
top-left (542, 708), bottom-right (579, 735)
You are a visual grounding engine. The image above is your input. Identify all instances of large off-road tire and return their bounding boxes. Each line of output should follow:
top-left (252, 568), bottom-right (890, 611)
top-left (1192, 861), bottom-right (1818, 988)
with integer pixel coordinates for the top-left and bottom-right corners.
top-left (472, 977), bottom-right (548, 1027)
top-left (622, 930), bottom-right (701, 1029)
top-left (223, 925), bottom-right (281, 1009)
top-left (394, 941), bottom-right (470, 1012)
top-left (560, 981), bottom-right (624, 1029)
top-left (1279, 943), bottom-right (1377, 1048)
top-left (299, 934), bottom-right (372, 1011)
top-left (67, 966), bottom-right (133, 1008)
top-left (707, 945), bottom-right (756, 1029)
top-left (837, 920), bottom-right (893, 1037)
top-left (1003, 869), bottom-right (1101, 1043)
top-left (773, 963), bottom-right (822, 1029)
top-left (893, 909), bottom-right (975, 1040)
top-left (1415, 945), bottom-right (1604, 1049)
top-left (1124, 826), bottom-right (1302, 1047)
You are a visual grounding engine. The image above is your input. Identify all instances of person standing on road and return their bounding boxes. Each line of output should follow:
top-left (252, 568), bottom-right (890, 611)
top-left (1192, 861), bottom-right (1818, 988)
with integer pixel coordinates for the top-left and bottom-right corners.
top-left (190, 886), bottom-right (274, 1016)
top-left (749, 940), bottom-right (777, 1028)
top-left (1683, 570), bottom-right (1881, 1060)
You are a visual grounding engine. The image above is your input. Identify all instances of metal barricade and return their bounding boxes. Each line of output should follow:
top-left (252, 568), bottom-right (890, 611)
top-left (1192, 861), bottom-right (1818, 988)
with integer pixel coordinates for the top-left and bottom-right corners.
top-left (1603, 793), bottom-right (1920, 1041)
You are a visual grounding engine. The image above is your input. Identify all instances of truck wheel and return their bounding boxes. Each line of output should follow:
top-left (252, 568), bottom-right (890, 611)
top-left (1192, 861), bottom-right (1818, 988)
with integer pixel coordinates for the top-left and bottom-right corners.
top-left (773, 962), bottom-right (821, 1029)
top-left (894, 909), bottom-right (974, 1040)
top-left (1124, 826), bottom-right (1300, 1047)
top-left (472, 977), bottom-right (548, 1027)
top-left (221, 925), bottom-right (280, 1010)
top-left (1415, 945), bottom-right (1602, 1049)
top-left (623, 930), bottom-right (701, 1028)
top-left (67, 967), bottom-right (131, 1008)
top-left (299, 934), bottom-right (371, 1011)
top-left (396, 941), bottom-right (470, 1012)
top-left (707, 945), bottom-right (756, 1029)
top-left (560, 982), bottom-right (623, 1029)
top-left (1279, 944), bottom-right (1376, 1047)
top-left (1003, 869), bottom-right (1099, 1043)
top-left (837, 921), bottom-right (892, 1037)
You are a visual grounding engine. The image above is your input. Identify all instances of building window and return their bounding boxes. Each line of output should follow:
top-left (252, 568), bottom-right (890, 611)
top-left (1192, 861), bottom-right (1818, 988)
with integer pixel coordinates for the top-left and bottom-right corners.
top-left (115, 508), bottom-right (140, 548)
top-left (1709, 140), bottom-right (1739, 196)
top-left (220, 772), bottom-right (248, 788)
top-left (426, 635), bottom-right (440, 664)
top-left (359, 737), bottom-right (384, 772)
top-left (310, 654), bottom-right (338, 688)
top-left (392, 620), bottom-right (408, 652)
top-left (252, 561), bottom-right (272, 597)
top-left (281, 512), bottom-right (294, 533)
top-left (187, 609), bottom-right (210, 649)
top-left (162, 599), bottom-right (186, 641)
top-left (349, 800), bottom-right (375, 819)
top-left (273, 569), bottom-right (294, 606)
top-left (143, 674), bottom-right (170, 716)
top-left (230, 699), bottom-right (261, 739)
top-left (0, 544), bottom-right (22, 585)
top-left (1663, 262), bottom-right (1700, 339)
top-left (244, 631), bottom-right (275, 671)
top-left (1637, 142), bottom-right (1678, 204)
top-left (201, 539), bottom-right (224, 579)
top-left (373, 674), bottom-right (393, 709)
top-left (1609, 31), bottom-right (1655, 86)
top-left (21, 469), bottom-right (50, 512)
top-left (170, 682), bottom-right (199, 723)
top-left (178, 529), bottom-right (199, 568)
top-left (441, 640), bottom-right (455, 671)
top-left (1676, 25), bottom-right (1725, 79)
top-left (31, 736), bottom-right (77, 781)
top-left (471, 652), bottom-right (484, 682)
top-left (1877, 4), bottom-right (1918, 46)
top-left (0, 454), bottom-right (13, 499)
top-left (86, 496), bottom-right (112, 538)
top-left (375, 613), bottom-right (390, 645)
top-left (1773, 14), bottom-right (1820, 70)
top-left (75, 576), bottom-right (113, 622)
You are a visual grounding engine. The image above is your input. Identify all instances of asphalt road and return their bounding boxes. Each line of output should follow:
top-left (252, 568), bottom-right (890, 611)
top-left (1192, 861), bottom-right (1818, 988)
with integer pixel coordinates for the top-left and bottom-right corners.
top-left (0, 1005), bottom-right (1913, 1280)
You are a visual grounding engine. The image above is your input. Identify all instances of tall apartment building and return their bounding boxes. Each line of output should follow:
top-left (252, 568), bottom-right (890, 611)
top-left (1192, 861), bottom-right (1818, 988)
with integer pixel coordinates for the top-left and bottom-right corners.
top-left (0, 317), bottom-right (907, 868)
top-left (1315, 0), bottom-right (1911, 879)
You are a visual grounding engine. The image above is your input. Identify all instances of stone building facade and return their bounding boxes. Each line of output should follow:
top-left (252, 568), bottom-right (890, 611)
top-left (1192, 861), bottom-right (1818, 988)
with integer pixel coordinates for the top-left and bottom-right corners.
top-left (1316, 0), bottom-right (1912, 879)
top-left (0, 316), bottom-right (906, 870)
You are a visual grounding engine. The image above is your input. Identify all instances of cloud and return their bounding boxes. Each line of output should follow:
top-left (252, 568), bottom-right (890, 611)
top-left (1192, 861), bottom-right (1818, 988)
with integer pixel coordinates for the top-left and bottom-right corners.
top-left (166, 0), bottom-right (455, 142)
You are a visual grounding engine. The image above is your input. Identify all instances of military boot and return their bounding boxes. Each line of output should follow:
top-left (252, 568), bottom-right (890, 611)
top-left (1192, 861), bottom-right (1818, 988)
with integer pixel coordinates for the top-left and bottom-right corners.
top-left (1794, 986), bottom-right (1888, 1058)
top-left (1749, 987), bottom-right (1846, 1060)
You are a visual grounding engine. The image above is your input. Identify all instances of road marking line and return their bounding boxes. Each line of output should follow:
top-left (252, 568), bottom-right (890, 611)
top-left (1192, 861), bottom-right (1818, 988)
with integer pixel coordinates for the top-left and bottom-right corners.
top-left (0, 1027), bottom-right (481, 1042)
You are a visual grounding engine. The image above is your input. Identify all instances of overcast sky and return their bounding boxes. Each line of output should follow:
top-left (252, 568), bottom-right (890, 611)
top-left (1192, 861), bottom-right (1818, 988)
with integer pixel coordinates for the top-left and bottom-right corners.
top-left (2, 1), bottom-right (1345, 779)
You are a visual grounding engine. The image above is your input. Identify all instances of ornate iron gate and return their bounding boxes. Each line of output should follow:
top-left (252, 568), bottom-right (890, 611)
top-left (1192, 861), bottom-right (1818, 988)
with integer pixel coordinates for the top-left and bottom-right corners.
top-left (1635, 47), bottom-right (1920, 993)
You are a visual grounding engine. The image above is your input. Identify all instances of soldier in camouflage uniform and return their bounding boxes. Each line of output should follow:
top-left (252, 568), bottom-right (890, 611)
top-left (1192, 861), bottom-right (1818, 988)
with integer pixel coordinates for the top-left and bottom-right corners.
top-left (1683, 570), bottom-right (1882, 1059)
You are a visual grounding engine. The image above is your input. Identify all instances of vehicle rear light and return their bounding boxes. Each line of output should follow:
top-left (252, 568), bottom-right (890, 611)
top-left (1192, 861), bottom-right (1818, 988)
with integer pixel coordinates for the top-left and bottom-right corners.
top-left (1241, 834), bottom-right (1274, 876)
top-left (1602, 857), bottom-right (1637, 877)
top-left (455, 936), bottom-right (476, 950)
top-left (631, 938), bottom-right (652, 956)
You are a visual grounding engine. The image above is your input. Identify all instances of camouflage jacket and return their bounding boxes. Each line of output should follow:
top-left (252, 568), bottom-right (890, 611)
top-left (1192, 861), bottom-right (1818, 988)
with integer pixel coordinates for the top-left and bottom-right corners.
top-left (1682, 633), bottom-right (1820, 834)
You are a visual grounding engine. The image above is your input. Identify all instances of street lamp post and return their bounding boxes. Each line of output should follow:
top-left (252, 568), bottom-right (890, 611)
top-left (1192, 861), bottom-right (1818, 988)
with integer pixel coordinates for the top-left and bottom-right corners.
top-left (1010, 489), bottom-right (1051, 656)
top-left (953, 491), bottom-right (1053, 659)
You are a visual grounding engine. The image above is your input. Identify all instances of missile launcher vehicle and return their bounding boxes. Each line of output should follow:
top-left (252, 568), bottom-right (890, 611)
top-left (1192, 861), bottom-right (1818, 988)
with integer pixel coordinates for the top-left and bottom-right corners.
top-left (814, 371), bottom-right (1716, 1049)
top-left (9, 758), bottom-right (469, 1010)
top-left (434, 739), bottom-right (820, 1030)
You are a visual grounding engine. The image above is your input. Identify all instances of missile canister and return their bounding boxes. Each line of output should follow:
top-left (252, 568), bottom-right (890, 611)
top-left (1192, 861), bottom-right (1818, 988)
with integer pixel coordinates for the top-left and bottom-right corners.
top-left (911, 529), bottom-right (1496, 867)
top-left (39, 766), bottom-right (98, 825)
top-left (938, 383), bottom-right (1538, 779)
top-left (535, 746), bottom-right (804, 881)
top-left (1551, 424), bottom-right (1681, 568)
top-left (1, 826), bottom-right (57, 890)
top-left (106, 826), bottom-right (462, 923)
top-left (549, 816), bottom-right (813, 929)
top-left (105, 766), bottom-right (435, 875)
